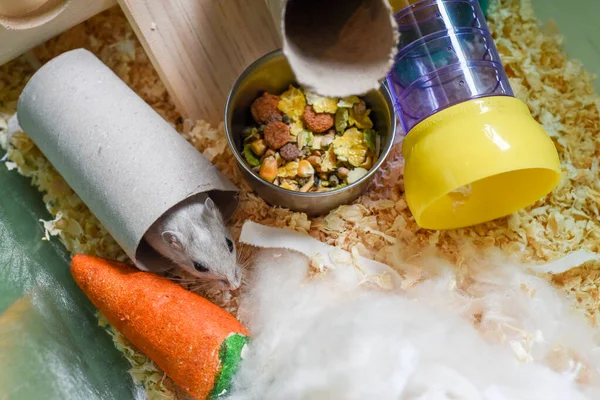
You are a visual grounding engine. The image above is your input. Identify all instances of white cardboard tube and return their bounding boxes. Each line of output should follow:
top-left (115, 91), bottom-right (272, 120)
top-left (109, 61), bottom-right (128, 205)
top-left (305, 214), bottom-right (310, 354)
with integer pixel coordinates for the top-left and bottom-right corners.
top-left (266, 0), bottom-right (399, 97)
top-left (17, 48), bottom-right (239, 273)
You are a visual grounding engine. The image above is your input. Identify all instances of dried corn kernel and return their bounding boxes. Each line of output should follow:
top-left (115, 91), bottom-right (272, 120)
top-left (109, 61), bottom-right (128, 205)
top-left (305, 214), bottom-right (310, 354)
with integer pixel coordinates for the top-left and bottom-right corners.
top-left (250, 139), bottom-right (267, 156)
top-left (259, 156), bottom-right (278, 182)
top-left (275, 152), bottom-right (285, 167)
top-left (297, 160), bottom-right (315, 178)
top-left (333, 128), bottom-right (368, 167)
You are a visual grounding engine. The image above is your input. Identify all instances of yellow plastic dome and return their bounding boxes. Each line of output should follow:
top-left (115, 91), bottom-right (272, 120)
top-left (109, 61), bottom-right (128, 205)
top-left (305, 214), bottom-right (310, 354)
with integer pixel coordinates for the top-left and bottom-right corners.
top-left (402, 96), bottom-right (562, 230)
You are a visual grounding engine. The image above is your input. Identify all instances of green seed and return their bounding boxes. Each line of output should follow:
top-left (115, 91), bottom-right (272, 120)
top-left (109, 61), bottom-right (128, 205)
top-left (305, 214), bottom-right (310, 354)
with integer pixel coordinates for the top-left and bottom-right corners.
top-left (242, 127), bottom-right (254, 137)
top-left (243, 144), bottom-right (261, 167)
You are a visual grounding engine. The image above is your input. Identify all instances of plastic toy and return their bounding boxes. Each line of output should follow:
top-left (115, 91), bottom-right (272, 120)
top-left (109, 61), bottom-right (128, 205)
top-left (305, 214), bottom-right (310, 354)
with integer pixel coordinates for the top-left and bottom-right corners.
top-left (389, 0), bottom-right (489, 17)
top-left (70, 254), bottom-right (249, 400)
top-left (386, 0), bottom-right (561, 230)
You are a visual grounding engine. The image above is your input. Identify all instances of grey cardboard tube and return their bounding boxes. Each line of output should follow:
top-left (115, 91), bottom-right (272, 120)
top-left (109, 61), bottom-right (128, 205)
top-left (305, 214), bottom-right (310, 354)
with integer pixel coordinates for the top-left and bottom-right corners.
top-left (266, 0), bottom-right (399, 97)
top-left (17, 48), bottom-right (239, 272)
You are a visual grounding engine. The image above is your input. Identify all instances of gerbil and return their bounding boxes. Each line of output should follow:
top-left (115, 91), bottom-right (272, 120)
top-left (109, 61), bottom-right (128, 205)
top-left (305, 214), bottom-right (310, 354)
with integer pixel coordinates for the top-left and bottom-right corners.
top-left (143, 194), bottom-right (241, 291)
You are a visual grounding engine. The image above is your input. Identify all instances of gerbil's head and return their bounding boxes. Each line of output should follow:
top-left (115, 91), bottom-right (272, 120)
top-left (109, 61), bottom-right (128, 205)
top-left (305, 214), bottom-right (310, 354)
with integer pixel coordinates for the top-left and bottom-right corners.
top-left (161, 198), bottom-right (241, 291)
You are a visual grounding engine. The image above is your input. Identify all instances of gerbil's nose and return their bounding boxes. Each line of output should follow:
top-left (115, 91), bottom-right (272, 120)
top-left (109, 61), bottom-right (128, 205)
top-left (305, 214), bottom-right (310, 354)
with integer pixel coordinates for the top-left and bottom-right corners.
top-left (221, 278), bottom-right (240, 291)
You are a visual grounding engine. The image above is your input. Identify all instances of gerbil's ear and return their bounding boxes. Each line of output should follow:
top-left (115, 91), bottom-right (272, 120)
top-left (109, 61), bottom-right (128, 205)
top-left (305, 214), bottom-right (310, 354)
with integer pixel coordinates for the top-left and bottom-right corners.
top-left (204, 197), bottom-right (219, 216)
top-left (162, 231), bottom-right (183, 252)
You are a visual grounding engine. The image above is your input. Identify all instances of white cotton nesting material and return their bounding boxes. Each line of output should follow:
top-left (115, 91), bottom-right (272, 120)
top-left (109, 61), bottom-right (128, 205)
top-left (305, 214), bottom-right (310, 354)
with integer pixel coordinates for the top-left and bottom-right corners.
top-left (228, 246), bottom-right (600, 400)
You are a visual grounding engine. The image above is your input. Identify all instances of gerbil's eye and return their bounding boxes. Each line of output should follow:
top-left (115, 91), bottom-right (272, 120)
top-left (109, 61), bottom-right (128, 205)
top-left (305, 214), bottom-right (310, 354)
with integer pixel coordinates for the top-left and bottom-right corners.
top-left (226, 238), bottom-right (234, 253)
top-left (193, 262), bottom-right (209, 273)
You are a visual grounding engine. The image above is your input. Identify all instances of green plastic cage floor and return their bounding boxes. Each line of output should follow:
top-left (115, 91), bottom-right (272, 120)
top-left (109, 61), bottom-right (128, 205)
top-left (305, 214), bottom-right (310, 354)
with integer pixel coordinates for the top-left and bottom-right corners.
top-left (0, 146), bottom-right (134, 399)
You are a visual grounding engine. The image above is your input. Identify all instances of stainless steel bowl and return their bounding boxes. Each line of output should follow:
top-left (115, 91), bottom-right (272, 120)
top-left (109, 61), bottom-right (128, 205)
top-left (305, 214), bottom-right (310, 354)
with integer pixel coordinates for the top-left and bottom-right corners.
top-left (224, 49), bottom-right (397, 217)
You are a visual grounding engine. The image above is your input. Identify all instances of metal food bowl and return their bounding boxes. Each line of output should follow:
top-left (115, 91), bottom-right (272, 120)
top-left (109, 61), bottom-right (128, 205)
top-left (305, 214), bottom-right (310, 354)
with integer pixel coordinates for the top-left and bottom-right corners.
top-left (224, 49), bottom-right (397, 217)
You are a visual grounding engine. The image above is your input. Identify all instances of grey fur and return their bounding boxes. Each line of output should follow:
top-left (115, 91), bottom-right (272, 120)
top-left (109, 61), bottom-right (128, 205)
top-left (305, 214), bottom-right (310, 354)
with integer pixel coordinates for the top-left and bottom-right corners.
top-left (143, 193), bottom-right (241, 290)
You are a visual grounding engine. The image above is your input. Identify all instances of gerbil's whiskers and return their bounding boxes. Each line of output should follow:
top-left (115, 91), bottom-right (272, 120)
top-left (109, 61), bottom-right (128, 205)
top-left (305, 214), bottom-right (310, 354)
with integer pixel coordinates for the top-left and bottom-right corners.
top-left (236, 244), bottom-right (249, 262)
top-left (236, 244), bottom-right (256, 271)
top-left (165, 274), bottom-right (198, 282)
top-left (188, 280), bottom-right (223, 295)
top-left (168, 278), bottom-right (201, 284)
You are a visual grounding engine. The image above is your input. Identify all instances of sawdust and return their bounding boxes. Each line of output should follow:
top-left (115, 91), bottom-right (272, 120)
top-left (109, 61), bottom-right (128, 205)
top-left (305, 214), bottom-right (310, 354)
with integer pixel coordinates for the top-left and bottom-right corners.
top-left (2, 1), bottom-right (600, 398)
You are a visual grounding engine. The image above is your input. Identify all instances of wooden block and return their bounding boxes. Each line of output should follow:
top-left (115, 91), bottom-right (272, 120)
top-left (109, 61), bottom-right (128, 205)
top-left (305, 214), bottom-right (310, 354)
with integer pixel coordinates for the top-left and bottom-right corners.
top-left (116, 0), bottom-right (281, 125)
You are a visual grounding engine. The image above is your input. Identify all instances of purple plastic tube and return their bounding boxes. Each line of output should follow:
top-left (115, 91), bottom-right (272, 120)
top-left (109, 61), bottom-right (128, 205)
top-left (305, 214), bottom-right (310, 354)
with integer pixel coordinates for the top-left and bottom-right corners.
top-left (386, 0), bottom-right (514, 133)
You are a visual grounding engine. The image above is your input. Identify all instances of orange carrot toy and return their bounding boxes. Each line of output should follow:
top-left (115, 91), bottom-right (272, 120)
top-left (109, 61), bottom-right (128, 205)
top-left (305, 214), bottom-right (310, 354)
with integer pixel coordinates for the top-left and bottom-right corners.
top-left (70, 254), bottom-right (249, 400)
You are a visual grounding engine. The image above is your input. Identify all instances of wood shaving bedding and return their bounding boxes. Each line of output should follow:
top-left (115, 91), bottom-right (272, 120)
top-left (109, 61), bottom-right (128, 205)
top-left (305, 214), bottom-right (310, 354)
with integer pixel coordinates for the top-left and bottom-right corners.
top-left (1, 1), bottom-right (600, 398)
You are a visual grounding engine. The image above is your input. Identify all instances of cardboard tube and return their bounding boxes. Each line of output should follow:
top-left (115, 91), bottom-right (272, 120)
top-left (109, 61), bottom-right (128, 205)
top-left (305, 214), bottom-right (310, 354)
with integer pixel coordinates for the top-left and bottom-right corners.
top-left (0, 0), bottom-right (52, 18)
top-left (17, 48), bottom-right (239, 273)
top-left (0, 0), bottom-right (70, 30)
top-left (266, 0), bottom-right (399, 98)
